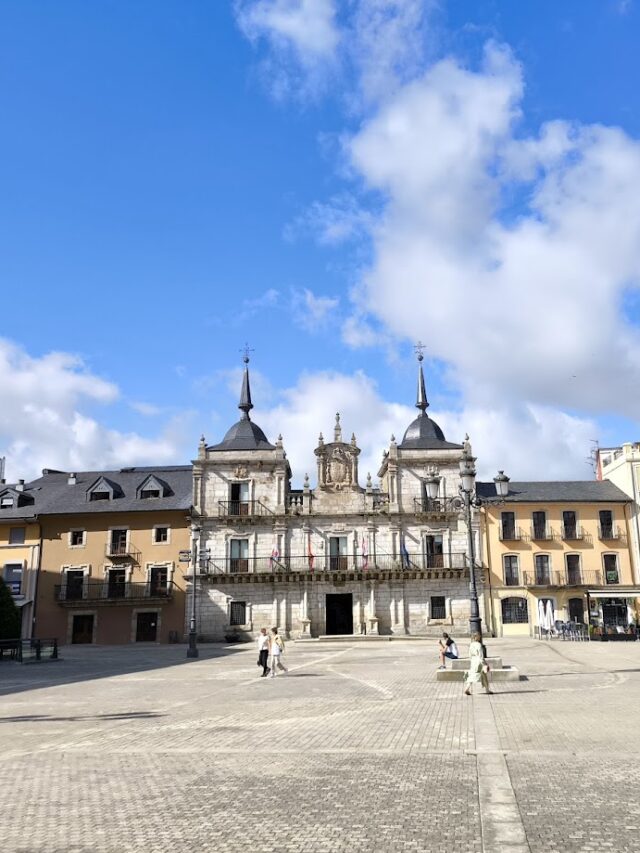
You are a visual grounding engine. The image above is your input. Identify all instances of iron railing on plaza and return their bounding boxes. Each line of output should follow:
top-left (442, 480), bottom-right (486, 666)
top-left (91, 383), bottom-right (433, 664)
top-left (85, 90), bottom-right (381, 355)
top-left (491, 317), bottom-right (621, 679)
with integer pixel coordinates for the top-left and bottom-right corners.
top-left (54, 581), bottom-right (176, 603)
top-left (0, 638), bottom-right (59, 662)
top-left (203, 552), bottom-right (469, 575)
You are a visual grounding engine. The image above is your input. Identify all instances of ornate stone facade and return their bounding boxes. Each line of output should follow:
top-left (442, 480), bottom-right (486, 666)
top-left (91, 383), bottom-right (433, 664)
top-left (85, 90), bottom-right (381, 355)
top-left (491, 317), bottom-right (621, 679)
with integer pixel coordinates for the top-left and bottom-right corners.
top-left (192, 357), bottom-right (484, 640)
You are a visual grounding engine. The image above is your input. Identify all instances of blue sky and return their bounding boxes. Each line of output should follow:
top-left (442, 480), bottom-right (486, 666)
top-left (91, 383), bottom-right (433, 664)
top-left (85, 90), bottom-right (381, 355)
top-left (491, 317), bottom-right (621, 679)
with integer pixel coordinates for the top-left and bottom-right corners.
top-left (1, 1), bottom-right (639, 483)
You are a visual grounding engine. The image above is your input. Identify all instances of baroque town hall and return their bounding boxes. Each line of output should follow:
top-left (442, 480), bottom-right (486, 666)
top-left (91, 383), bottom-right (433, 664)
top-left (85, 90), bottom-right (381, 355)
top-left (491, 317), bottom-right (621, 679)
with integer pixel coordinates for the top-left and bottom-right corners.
top-left (193, 355), bottom-right (480, 639)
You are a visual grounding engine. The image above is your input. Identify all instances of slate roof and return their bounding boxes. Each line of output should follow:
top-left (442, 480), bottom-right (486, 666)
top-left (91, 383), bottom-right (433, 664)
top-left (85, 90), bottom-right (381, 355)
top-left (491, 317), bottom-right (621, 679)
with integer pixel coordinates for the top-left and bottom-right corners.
top-left (476, 480), bottom-right (630, 503)
top-left (0, 466), bottom-right (193, 517)
top-left (0, 484), bottom-right (38, 520)
top-left (207, 418), bottom-right (275, 452)
top-left (399, 413), bottom-right (463, 451)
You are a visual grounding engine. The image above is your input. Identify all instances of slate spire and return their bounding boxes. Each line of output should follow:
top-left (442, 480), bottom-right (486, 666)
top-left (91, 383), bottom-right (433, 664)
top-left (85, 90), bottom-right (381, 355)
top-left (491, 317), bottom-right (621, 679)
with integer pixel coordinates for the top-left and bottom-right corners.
top-left (414, 342), bottom-right (429, 414)
top-left (239, 347), bottom-right (254, 421)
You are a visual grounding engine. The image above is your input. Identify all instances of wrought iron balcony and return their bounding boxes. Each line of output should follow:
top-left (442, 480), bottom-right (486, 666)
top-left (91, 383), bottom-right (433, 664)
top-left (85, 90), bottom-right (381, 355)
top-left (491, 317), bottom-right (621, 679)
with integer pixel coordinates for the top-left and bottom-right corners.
top-left (218, 500), bottom-right (273, 518)
top-left (204, 552), bottom-right (469, 575)
top-left (105, 541), bottom-right (140, 560)
top-left (522, 570), bottom-right (606, 587)
top-left (561, 525), bottom-right (584, 541)
top-left (598, 525), bottom-right (621, 540)
top-left (55, 581), bottom-right (176, 605)
top-left (530, 525), bottom-right (554, 541)
top-left (413, 497), bottom-right (463, 515)
top-left (499, 526), bottom-right (523, 541)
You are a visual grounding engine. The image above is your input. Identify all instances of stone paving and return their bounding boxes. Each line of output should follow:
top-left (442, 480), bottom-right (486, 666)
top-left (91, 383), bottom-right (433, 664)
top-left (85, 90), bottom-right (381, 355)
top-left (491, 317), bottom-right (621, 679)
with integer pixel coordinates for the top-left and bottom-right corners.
top-left (0, 637), bottom-right (639, 852)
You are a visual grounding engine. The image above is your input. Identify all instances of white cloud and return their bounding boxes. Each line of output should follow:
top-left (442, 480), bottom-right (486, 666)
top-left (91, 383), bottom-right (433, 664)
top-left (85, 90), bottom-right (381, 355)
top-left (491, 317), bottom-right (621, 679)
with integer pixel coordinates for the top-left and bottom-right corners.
top-left (236, 0), bottom-right (339, 97)
top-left (285, 194), bottom-right (374, 245)
top-left (344, 42), bottom-right (640, 420)
top-left (291, 287), bottom-right (339, 330)
top-left (130, 402), bottom-right (163, 417)
top-left (0, 339), bottom-right (186, 481)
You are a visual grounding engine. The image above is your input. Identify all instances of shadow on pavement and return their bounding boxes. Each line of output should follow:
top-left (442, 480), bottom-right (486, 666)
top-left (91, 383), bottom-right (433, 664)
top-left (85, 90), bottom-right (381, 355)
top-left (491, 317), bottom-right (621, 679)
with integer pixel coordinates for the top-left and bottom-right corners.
top-left (0, 644), bottom-right (248, 697)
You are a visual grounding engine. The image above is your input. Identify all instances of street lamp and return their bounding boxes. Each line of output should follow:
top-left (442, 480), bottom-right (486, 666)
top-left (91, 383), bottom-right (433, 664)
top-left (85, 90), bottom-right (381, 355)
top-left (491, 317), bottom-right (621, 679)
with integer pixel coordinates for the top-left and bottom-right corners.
top-left (424, 470), bottom-right (441, 503)
top-left (186, 525), bottom-right (201, 659)
top-left (458, 455), bottom-right (511, 639)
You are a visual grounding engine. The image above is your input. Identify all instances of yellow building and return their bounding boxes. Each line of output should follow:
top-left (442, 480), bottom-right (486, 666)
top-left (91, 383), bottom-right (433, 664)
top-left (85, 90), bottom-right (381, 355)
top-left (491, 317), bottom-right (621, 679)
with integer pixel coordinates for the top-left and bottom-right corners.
top-left (32, 467), bottom-right (192, 645)
top-left (0, 479), bottom-right (40, 638)
top-left (479, 480), bottom-right (636, 637)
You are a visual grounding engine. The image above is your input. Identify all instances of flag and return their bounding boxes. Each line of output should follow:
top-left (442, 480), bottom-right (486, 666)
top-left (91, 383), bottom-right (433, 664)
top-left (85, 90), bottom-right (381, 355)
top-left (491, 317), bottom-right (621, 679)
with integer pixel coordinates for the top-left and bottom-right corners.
top-left (400, 537), bottom-right (410, 569)
top-left (307, 535), bottom-right (315, 571)
top-left (270, 543), bottom-right (280, 570)
top-left (361, 534), bottom-right (368, 571)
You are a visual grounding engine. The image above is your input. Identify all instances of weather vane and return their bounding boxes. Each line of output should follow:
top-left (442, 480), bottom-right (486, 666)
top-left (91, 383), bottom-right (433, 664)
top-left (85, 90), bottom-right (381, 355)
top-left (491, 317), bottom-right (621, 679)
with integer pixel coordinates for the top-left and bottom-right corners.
top-left (240, 342), bottom-right (255, 364)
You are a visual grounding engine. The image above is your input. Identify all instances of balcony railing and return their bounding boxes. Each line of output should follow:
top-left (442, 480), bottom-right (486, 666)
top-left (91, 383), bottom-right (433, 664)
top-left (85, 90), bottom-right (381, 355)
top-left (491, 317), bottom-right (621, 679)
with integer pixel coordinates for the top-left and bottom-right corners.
top-left (499, 526), bottom-right (523, 541)
top-left (561, 525), bottom-right (584, 541)
top-left (598, 525), bottom-right (621, 540)
top-left (204, 552), bottom-right (469, 575)
top-left (105, 541), bottom-right (140, 560)
top-left (55, 581), bottom-right (176, 604)
top-left (218, 500), bottom-right (273, 518)
top-left (413, 497), bottom-right (463, 514)
top-left (522, 570), bottom-right (606, 587)
top-left (530, 526), bottom-right (554, 541)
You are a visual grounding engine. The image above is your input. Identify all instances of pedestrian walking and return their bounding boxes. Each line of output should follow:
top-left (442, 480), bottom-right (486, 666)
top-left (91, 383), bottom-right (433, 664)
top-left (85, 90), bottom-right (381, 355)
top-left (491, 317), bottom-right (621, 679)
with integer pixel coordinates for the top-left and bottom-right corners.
top-left (464, 632), bottom-right (492, 696)
top-left (438, 632), bottom-right (459, 669)
top-left (269, 627), bottom-right (288, 677)
top-left (257, 627), bottom-right (270, 677)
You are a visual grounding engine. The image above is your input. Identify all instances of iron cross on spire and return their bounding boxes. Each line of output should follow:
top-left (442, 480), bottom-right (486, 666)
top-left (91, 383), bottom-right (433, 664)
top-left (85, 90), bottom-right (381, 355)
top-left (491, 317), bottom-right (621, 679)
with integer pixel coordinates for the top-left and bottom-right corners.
top-left (414, 340), bottom-right (426, 362)
top-left (240, 342), bottom-right (255, 364)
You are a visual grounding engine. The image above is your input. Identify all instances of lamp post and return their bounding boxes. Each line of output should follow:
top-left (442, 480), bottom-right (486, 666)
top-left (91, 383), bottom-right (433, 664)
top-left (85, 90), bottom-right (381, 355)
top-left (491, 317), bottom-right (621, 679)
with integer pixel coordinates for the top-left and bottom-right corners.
top-left (458, 455), bottom-right (511, 640)
top-left (186, 525), bottom-right (201, 659)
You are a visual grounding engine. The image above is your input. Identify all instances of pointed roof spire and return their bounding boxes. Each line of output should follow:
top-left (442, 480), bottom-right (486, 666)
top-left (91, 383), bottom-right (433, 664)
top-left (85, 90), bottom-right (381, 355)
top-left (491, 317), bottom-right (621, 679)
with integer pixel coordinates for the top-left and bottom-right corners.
top-left (414, 341), bottom-right (429, 414)
top-left (334, 413), bottom-right (342, 442)
top-left (238, 344), bottom-right (254, 420)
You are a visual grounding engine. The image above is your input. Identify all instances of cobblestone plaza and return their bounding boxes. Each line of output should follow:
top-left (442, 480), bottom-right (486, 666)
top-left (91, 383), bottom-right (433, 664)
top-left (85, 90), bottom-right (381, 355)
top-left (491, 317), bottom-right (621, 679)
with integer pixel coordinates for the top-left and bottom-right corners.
top-left (1, 638), bottom-right (639, 853)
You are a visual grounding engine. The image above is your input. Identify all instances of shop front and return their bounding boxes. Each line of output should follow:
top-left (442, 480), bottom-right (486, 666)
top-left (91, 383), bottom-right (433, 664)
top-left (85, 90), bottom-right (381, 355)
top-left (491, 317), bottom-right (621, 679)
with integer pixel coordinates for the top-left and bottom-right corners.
top-left (586, 589), bottom-right (640, 641)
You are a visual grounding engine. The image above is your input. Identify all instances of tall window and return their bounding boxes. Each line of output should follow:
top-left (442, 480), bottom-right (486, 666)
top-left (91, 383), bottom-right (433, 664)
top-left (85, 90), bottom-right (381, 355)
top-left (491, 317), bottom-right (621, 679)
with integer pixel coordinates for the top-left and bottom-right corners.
top-left (562, 511), bottom-right (578, 539)
top-left (230, 482), bottom-right (250, 516)
top-left (599, 510), bottom-right (614, 539)
top-left (532, 511), bottom-right (547, 540)
top-left (535, 554), bottom-right (550, 584)
top-left (501, 597), bottom-right (528, 624)
top-left (107, 568), bottom-right (126, 598)
top-left (603, 554), bottom-right (619, 584)
top-left (230, 539), bottom-right (249, 573)
top-left (70, 529), bottom-right (85, 547)
top-left (109, 529), bottom-right (128, 556)
top-left (503, 555), bottom-right (520, 586)
top-left (500, 512), bottom-right (517, 540)
top-left (329, 536), bottom-right (348, 571)
top-left (65, 569), bottom-right (85, 601)
top-left (149, 566), bottom-right (168, 595)
top-left (425, 535), bottom-right (444, 568)
top-left (565, 554), bottom-right (581, 585)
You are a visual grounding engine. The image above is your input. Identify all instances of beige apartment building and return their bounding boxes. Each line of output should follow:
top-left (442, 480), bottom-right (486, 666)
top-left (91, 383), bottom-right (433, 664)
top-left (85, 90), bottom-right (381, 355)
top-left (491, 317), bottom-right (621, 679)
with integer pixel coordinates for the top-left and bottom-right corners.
top-left (478, 481), bottom-right (635, 637)
top-left (0, 478), bottom-right (40, 638)
top-left (32, 467), bottom-right (192, 644)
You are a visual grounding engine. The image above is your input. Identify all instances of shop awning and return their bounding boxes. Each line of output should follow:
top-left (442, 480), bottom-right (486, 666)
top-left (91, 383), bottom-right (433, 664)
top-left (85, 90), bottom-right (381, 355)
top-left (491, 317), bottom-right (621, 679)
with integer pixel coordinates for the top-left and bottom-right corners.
top-left (587, 590), bottom-right (640, 599)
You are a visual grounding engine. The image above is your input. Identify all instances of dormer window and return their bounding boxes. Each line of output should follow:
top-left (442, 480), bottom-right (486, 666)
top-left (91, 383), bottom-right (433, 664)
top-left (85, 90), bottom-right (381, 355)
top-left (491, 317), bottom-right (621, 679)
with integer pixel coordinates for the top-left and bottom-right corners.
top-left (141, 488), bottom-right (161, 500)
top-left (86, 476), bottom-right (118, 503)
top-left (1, 496), bottom-right (14, 508)
top-left (136, 475), bottom-right (168, 501)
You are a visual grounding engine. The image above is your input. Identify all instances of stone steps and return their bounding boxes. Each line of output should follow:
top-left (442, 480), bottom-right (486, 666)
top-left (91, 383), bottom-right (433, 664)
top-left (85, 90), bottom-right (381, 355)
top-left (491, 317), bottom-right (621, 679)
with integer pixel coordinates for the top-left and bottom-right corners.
top-left (296, 634), bottom-right (429, 643)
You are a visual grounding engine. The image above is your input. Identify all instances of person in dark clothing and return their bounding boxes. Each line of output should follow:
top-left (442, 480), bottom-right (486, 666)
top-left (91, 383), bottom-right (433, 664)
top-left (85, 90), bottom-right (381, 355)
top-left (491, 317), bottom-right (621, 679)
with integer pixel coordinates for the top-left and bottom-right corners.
top-left (257, 627), bottom-right (270, 677)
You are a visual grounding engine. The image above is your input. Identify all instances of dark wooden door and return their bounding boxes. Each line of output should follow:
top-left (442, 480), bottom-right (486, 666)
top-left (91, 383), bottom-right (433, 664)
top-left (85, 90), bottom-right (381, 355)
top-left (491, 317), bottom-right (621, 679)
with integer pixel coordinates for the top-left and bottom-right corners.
top-left (136, 612), bottom-right (158, 642)
top-left (72, 614), bottom-right (94, 644)
top-left (325, 594), bottom-right (353, 635)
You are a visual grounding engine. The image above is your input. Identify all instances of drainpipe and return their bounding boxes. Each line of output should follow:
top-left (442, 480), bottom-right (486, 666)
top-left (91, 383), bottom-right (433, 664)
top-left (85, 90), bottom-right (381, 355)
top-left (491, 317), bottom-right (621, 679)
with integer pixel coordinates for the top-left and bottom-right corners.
top-left (629, 466), bottom-right (640, 587)
top-left (483, 509), bottom-right (497, 637)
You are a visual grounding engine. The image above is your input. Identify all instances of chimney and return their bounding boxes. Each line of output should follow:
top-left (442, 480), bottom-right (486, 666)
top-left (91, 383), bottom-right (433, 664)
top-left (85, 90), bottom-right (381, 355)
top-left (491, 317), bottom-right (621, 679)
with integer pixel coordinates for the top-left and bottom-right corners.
top-left (68, 473), bottom-right (77, 486)
top-left (0, 478), bottom-right (5, 485)
top-left (15, 479), bottom-right (24, 492)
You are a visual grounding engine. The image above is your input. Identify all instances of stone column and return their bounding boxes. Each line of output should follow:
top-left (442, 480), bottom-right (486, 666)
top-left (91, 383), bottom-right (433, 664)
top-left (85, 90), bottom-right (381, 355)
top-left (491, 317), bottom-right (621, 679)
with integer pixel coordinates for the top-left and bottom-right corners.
top-left (272, 590), bottom-right (279, 630)
top-left (368, 582), bottom-right (379, 635)
top-left (391, 582), bottom-right (407, 634)
top-left (299, 581), bottom-right (311, 638)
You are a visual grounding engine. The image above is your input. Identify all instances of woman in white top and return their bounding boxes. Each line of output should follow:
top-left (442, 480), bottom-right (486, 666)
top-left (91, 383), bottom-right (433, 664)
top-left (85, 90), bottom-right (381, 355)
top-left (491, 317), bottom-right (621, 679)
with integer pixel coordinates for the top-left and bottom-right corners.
top-left (269, 627), bottom-right (288, 678)
top-left (464, 632), bottom-right (492, 696)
